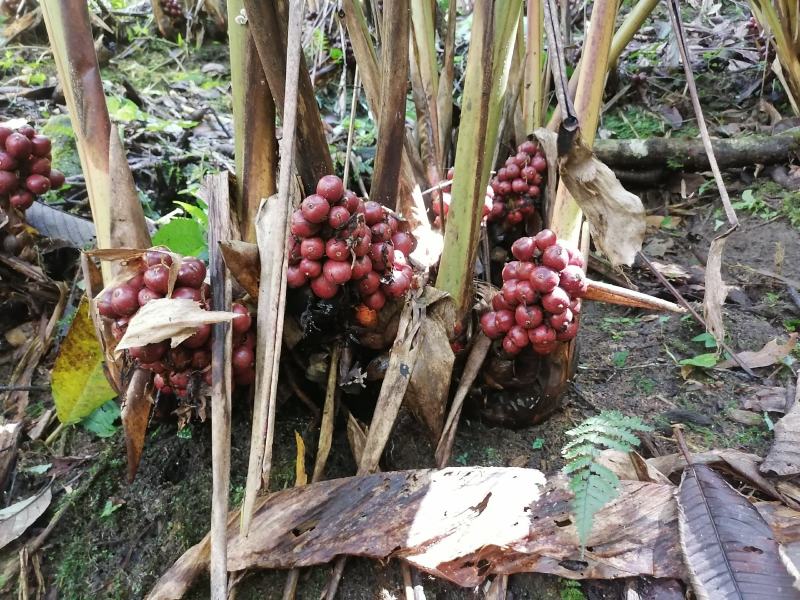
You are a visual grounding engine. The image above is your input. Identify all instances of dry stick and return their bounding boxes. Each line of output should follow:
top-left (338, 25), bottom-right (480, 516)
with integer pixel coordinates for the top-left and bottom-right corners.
top-left (240, 0), bottom-right (306, 536)
top-left (342, 67), bottom-right (360, 187)
top-left (208, 174), bottom-right (234, 600)
top-left (638, 251), bottom-right (756, 378)
top-left (583, 278), bottom-right (685, 313)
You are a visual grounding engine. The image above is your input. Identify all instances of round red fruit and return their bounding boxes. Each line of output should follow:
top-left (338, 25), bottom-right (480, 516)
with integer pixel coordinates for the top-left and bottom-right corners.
top-left (518, 140), bottom-right (538, 155)
top-left (342, 190), bottom-right (360, 213)
top-left (9, 191), bottom-right (33, 210)
top-left (391, 232), bottom-right (415, 256)
top-left (287, 265), bottom-right (308, 288)
top-left (521, 166), bottom-right (536, 181)
top-left (500, 280), bottom-right (520, 306)
top-left (501, 261), bottom-right (521, 281)
top-left (323, 259), bottom-right (352, 284)
top-left (363, 201), bottom-right (384, 226)
top-left (111, 285), bottom-right (139, 316)
top-left (499, 181), bottom-right (513, 196)
top-left (479, 312), bottom-right (502, 340)
top-left (569, 298), bottom-right (582, 314)
top-left (0, 127), bottom-right (10, 147)
top-left (177, 258), bottom-right (207, 288)
top-left (141, 361), bottom-right (166, 374)
top-left (534, 229), bottom-right (557, 250)
top-left (126, 273), bottom-right (144, 290)
top-left (532, 154), bottom-right (547, 173)
top-left (363, 290), bottom-right (386, 310)
top-left (369, 242), bottom-right (394, 271)
top-left (528, 324), bottom-right (556, 346)
top-left (4, 133), bottom-right (31, 159)
top-left (371, 222), bottom-right (392, 242)
top-left (529, 266), bottom-right (559, 293)
top-left (556, 321), bottom-right (579, 342)
top-left (129, 341), bottom-right (168, 363)
top-left (351, 255), bottom-right (372, 279)
top-left (502, 336), bottom-right (523, 356)
top-left (26, 174), bottom-right (50, 195)
top-left (515, 304), bottom-right (543, 329)
top-left (30, 135), bottom-right (51, 157)
top-left (144, 250), bottom-right (173, 267)
top-left (516, 261), bottom-right (534, 280)
top-left (290, 209), bottom-right (320, 238)
top-left (144, 265), bottom-right (170, 294)
top-left (541, 287), bottom-right (570, 314)
top-left (325, 238), bottom-right (349, 261)
top-left (169, 347), bottom-right (192, 370)
top-left (300, 237), bottom-right (325, 260)
top-left (549, 308), bottom-right (574, 332)
top-left (154, 373), bottom-right (167, 389)
top-left (492, 292), bottom-right (514, 312)
top-left (138, 287), bottom-right (162, 306)
top-left (316, 175), bottom-right (345, 202)
top-left (532, 341), bottom-right (557, 355)
top-left (383, 270), bottom-right (410, 298)
top-left (354, 232), bottom-right (372, 257)
top-left (231, 303), bottom-right (252, 334)
top-left (494, 309), bottom-right (515, 333)
top-left (506, 210), bottom-right (523, 225)
top-left (559, 265), bottom-right (587, 297)
top-left (568, 247), bottom-right (586, 269)
top-left (512, 178), bottom-right (528, 194)
top-left (0, 152), bottom-right (17, 170)
top-left (515, 280), bottom-right (537, 304)
top-left (29, 157), bottom-right (51, 176)
top-left (527, 185), bottom-right (540, 198)
top-left (18, 125), bottom-right (35, 138)
top-left (172, 286), bottom-right (202, 301)
top-left (299, 258), bottom-right (322, 279)
top-left (511, 237), bottom-right (536, 261)
top-left (327, 205), bottom-right (350, 229)
top-left (505, 163), bottom-right (521, 179)
top-left (169, 371), bottom-right (190, 389)
top-left (300, 194), bottom-right (330, 224)
top-left (358, 271), bottom-right (381, 295)
top-left (232, 346), bottom-right (255, 372)
top-left (184, 324), bottom-right (211, 349)
top-left (0, 171), bottom-right (18, 195)
top-left (310, 274), bottom-right (339, 299)
top-left (97, 290), bottom-right (116, 318)
top-left (508, 325), bottom-right (529, 348)
top-left (541, 244), bottom-right (569, 271)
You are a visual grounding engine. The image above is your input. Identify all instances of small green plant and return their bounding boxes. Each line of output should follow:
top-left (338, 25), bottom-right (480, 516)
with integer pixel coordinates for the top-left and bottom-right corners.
top-left (562, 411), bottom-right (652, 550)
top-left (732, 189), bottom-right (778, 221)
top-left (600, 316), bottom-right (641, 341)
top-left (679, 332), bottom-right (720, 368)
top-left (611, 350), bottom-right (629, 368)
top-left (560, 580), bottom-right (586, 600)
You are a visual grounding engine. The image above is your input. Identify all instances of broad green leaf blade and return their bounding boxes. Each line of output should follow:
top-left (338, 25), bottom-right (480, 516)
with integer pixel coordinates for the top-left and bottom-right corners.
top-left (152, 217), bottom-right (207, 258)
top-left (52, 297), bottom-right (117, 424)
top-left (81, 400), bottom-right (121, 438)
top-left (679, 353), bottom-right (718, 368)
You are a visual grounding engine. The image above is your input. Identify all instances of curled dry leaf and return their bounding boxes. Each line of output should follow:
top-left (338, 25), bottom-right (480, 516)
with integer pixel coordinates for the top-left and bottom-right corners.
top-left (0, 486), bottom-right (51, 551)
top-left (761, 399), bottom-right (800, 477)
top-left (677, 463), bottom-right (799, 599)
top-left (115, 298), bottom-right (239, 351)
top-left (219, 240), bottom-right (260, 298)
top-left (122, 368), bottom-right (153, 483)
top-left (535, 130), bottom-right (646, 266)
top-left (718, 334), bottom-right (798, 370)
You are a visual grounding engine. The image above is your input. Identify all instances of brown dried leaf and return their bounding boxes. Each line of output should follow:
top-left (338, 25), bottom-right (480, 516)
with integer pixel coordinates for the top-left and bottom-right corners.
top-left (219, 240), bottom-right (260, 298)
top-left (0, 486), bottom-right (51, 550)
top-left (718, 334), bottom-right (798, 370)
top-left (743, 387), bottom-right (788, 414)
top-left (404, 288), bottom-right (455, 441)
top-left (554, 133), bottom-right (646, 267)
top-left (762, 400), bottom-right (800, 477)
top-left (677, 463), bottom-right (799, 599)
top-left (703, 231), bottom-right (732, 347)
top-left (116, 298), bottom-right (238, 351)
top-left (122, 369), bottom-right (152, 482)
top-left (0, 423), bottom-right (21, 494)
top-left (108, 124), bottom-right (152, 250)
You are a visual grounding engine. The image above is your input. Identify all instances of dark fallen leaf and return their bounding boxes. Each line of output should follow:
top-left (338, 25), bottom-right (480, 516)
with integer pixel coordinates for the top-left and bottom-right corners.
top-left (678, 463), bottom-right (799, 599)
top-left (762, 400), bottom-right (800, 477)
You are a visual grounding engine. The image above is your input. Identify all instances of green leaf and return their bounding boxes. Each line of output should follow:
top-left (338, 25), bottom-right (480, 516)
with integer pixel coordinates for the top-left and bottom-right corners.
top-left (691, 332), bottom-right (718, 348)
top-left (52, 298), bottom-right (117, 424)
top-left (81, 400), bottom-right (121, 438)
top-left (531, 437), bottom-right (544, 450)
top-left (174, 201), bottom-right (208, 227)
top-left (679, 353), bottom-right (718, 368)
top-left (22, 464), bottom-right (51, 475)
top-left (100, 499), bottom-right (122, 518)
top-left (612, 350), bottom-right (629, 368)
top-left (152, 218), bottom-right (207, 258)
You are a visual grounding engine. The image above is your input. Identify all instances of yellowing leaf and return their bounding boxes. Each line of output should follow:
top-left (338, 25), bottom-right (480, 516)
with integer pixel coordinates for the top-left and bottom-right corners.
top-left (294, 431), bottom-right (307, 487)
top-left (53, 297), bottom-right (117, 424)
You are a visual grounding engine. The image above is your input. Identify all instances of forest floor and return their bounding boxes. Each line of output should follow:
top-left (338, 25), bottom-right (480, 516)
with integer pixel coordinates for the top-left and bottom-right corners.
top-left (1, 2), bottom-right (799, 599)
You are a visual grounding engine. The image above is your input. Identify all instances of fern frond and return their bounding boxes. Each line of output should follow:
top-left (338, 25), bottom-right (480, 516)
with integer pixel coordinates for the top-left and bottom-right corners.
top-left (561, 411), bottom-right (650, 551)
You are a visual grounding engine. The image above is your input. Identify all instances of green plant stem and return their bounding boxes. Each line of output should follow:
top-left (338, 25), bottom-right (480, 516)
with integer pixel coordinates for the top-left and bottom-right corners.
top-left (524, 0), bottom-right (545, 131)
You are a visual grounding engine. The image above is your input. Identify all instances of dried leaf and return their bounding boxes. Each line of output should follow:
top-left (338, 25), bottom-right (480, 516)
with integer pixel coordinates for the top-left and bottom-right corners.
top-left (122, 368), bottom-right (152, 483)
top-left (555, 133), bottom-right (646, 267)
top-left (0, 487), bottom-right (51, 551)
top-left (677, 463), bottom-right (799, 599)
top-left (52, 297), bottom-right (117, 424)
top-left (116, 298), bottom-right (238, 351)
top-left (219, 240), bottom-right (260, 298)
top-left (743, 387), bottom-right (788, 414)
top-left (762, 400), bottom-right (800, 477)
top-left (718, 334), bottom-right (797, 370)
top-left (0, 423), bottom-right (21, 493)
top-left (108, 124), bottom-right (152, 250)
top-left (405, 289), bottom-right (455, 441)
top-left (294, 431), bottom-right (307, 487)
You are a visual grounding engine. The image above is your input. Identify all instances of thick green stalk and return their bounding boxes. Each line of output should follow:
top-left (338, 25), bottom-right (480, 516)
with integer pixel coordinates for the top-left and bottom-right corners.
top-left (436, 0), bottom-right (523, 315)
top-left (524, 0), bottom-right (545, 131)
top-left (410, 0), bottom-right (442, 165)
top-left (550, 0), bottom-right (619, 244)
top-left (227, 0), bottom-right (277, 242)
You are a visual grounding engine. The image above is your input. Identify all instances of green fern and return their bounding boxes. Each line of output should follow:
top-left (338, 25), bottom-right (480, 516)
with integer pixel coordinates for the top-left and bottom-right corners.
top-left (562, 411), bottom-right (652, 550)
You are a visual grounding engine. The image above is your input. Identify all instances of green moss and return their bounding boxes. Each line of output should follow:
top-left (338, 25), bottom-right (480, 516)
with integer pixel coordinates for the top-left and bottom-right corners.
top-left (41, 115), bottom-right (81, 178)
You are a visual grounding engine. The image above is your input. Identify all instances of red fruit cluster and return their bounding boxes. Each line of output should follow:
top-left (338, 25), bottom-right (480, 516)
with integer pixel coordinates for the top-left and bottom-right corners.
top-left (479, 229), bottom-right (587, 356)
top-left (487, 139), bottom-right (547, 227)
top-left (96, 251), bottom-right (256, 397)
top-left (161, 0), bottom-right (182, 17)
top-left (0, 125), bottom-right (65, 212)
top-left (287, 175), bottom-right (417, 313)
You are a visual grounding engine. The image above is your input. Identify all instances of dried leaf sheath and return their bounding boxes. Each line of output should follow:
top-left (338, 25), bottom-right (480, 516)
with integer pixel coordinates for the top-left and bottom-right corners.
top-left (677, 464), bottom-right (800, 599)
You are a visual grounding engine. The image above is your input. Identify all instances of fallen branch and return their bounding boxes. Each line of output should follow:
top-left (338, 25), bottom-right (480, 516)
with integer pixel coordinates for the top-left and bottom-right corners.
top-left (593, 131), bottom-right (800, 171)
